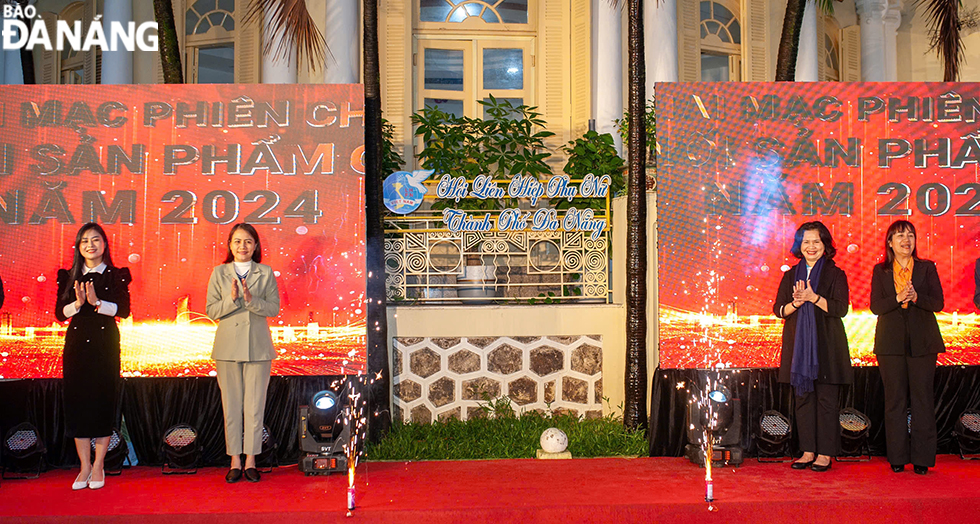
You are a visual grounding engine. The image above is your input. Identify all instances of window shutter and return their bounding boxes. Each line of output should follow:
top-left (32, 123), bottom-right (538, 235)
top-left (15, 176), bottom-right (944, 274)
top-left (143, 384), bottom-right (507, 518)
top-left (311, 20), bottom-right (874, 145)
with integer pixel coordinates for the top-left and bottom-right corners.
top-left (37, 13), bottom-right (60, 84)
top-left (83, 0), bottom-right (98, 84)
top-left (816, 12), bottom-right (826, 81)
top-left (676, 0), bottom-right (700, 82)
top-left (381, 0), bottom-right (411, 162)
top-left (235, 0), bottom-right (261, 83)
top-left (539, 0), bottom-right (570, 167)
top-left (741, 0), bottom-right (769, 81)
top-left (840, 25), bottom-right (861, 82)
top-left (570, 0), bottom-right (591, 142)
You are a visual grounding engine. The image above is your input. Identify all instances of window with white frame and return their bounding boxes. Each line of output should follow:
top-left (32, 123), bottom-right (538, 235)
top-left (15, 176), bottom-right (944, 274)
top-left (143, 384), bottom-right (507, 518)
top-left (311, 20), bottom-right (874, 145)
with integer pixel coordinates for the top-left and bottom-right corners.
top-left (415, 1), bottom-right (535, 118)
top-left (184, 0), bottom-right (236, 83)
top-left (699, 0), bottom-right (741, 81)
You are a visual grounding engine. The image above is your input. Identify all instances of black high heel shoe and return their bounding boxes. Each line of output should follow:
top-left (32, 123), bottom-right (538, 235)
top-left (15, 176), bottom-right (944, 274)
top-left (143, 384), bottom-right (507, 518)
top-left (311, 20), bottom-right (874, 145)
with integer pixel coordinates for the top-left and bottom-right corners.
top-left (810, 460), bottom-right (832, 472)
top-left (891, 464), bottom-right (905, 473)
top-left (791, 459), bottom-right (815, 470)
top-left (913, 465), bottom-right (928, 475)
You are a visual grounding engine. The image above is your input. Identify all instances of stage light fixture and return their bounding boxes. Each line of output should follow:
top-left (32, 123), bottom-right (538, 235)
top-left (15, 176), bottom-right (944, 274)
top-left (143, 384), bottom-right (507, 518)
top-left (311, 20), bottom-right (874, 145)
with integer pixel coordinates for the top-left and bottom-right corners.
top-left (838, 408), bottom-right (871, 461)
top-left (161, 424), bottom-right (201, 474)
top-left (2, 422), bottom-right (47, 479)
top-left (299, 388), bottom-right (350, 475)
top-left (684, 383), bottom-right (743, 467)
top-left (254, 425), bottom-right (279, 472)
top-left (756, 410), bottom-right (793, 462)
top-left (90, 428), bottom-right (128, 475)
top-left (954, 410), bottom-right (980, 459)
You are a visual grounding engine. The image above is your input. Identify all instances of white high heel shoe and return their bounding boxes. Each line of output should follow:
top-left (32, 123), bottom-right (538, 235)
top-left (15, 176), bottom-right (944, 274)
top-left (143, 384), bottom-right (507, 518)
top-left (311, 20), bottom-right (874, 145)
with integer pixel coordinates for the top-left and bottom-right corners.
top-left (72, 472), bottom-right (91, 490)
top-left (88, 471), bottom-right (105, 490)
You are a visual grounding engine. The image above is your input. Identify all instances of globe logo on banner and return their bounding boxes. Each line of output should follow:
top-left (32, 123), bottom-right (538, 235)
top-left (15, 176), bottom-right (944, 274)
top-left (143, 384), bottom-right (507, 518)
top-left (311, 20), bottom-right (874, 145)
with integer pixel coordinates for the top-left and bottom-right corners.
top-left (383, 170), bottom-right (435, 214)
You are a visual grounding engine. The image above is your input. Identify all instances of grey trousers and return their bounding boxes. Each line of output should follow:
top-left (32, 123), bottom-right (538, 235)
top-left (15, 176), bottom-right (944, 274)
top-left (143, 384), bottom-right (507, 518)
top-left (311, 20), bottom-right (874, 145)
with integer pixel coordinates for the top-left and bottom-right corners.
top-left (215, 360), bottom-right (272, 456)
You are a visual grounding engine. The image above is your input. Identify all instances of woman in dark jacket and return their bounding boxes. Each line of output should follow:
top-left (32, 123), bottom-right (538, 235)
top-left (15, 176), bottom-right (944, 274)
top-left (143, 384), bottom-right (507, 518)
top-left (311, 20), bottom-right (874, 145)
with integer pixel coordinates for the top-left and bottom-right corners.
top-left (773, 221), bottom-right (852, 472)
top-left (56, 223), bottom-right (131, 490)
top-left (870, 220), bottom-right (944, 475)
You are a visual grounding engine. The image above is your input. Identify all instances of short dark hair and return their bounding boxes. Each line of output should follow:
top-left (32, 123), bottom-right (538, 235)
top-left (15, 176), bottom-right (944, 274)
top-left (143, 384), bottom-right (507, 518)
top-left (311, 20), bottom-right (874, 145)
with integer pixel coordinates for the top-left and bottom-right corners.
top-left (223, 223), bottom-right (262, 263)
top-left (790, 221), bottom-right (836, 260)
top-left (882, 220), bottom-right (918, 268)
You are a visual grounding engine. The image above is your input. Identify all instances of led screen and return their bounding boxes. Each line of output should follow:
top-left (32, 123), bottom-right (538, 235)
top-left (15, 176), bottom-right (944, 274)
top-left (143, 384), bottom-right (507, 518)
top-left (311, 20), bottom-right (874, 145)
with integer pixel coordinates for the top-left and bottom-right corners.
top-left (0, 84), bottom-right (365, 378)
top-left (658, 82), bottom-right (980, 368)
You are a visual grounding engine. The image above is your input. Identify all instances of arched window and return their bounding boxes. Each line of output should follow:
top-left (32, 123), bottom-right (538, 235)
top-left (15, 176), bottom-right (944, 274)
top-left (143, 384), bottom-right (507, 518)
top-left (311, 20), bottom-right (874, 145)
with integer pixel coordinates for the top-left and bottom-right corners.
top-left (59, 3), bottom-right (86, 84)
top-left (416, 0), bottom-right (534, 119)
top-left (184, 0), bottom-right (237, 83)
top-left (823, 16), bottom-right (841, 81)
top-left (700, 0), bottom-right (741, 81)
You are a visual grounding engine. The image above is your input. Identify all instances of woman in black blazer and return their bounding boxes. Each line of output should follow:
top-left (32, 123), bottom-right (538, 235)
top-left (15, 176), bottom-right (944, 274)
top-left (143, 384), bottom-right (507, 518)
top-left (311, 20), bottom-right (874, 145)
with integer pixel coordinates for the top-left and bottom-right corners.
top-left (870, 220), bottom-right (944, 475)
top-left (773, 221), bottom-right (852, 472)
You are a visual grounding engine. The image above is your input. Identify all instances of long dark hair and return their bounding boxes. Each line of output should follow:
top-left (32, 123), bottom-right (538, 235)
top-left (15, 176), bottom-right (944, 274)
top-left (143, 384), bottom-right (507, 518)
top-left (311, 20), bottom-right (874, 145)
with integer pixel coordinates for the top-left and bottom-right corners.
top-left (61, 223), bottom-right (115, 301)
top-left (881, 220), bottom-right (919, 271)
top-left (790, 221), bottom-right (837, 260)
top-left (223, 223), bottom-right (262, 264)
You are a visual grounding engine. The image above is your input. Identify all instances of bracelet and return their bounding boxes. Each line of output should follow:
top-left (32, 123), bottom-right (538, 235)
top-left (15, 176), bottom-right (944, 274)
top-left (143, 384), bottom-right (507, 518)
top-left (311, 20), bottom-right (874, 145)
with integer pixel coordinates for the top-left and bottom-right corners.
top-left (812, 295), bottom-right (819, 304)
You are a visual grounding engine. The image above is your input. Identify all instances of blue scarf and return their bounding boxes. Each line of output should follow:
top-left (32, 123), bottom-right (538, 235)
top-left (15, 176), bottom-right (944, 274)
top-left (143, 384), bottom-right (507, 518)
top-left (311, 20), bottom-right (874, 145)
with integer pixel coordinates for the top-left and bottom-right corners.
top-left (790, 257), bottom-right (824, 396)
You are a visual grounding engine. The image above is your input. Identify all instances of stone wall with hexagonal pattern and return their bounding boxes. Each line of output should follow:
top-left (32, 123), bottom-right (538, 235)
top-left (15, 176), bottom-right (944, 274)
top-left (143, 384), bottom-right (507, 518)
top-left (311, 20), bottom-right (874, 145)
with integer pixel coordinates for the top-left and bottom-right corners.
top-left (392, 336), bottom-right (602, 423)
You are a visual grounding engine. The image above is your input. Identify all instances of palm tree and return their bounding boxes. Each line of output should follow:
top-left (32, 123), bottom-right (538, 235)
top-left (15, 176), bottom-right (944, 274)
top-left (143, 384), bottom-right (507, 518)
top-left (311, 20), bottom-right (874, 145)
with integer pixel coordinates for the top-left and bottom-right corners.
top-left (153, 0), bottom-right (183, 83)
top-left (362, 0), bottom-right (392, 442)
top-left (624, 0), bottom-right (648, 433)
top-left (774, 0), bottom-right (834, 81)
top-left (919, 0), bottom-right (964, 81)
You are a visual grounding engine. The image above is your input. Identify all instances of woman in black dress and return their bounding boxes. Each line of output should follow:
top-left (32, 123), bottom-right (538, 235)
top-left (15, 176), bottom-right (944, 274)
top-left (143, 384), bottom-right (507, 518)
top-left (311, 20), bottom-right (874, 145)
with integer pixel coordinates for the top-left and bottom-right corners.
top-left (773, 221), bottom-right (852, 472)
top-left (56, 223), bottom-right (131, 490)
top-left (870, 220), bottom-right (944, 475)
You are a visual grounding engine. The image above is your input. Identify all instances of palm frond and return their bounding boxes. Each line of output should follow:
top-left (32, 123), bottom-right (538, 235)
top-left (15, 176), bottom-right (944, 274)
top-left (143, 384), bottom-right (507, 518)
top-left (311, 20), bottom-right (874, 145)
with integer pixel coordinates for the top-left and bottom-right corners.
top-left (916, 0), bottom-right (962, 81)
top-left (815, 0), bottom-right (835, 16)
top-left (244, 0), bottom-right (326, 71)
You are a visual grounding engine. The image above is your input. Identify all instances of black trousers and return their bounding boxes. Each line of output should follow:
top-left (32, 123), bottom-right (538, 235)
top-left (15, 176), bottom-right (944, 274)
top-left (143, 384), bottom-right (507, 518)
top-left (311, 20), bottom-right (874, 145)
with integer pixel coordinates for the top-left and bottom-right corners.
top-left (877, 352), bottom-right (938, 467)
top-left (795, 383), bottom-right (841, 457)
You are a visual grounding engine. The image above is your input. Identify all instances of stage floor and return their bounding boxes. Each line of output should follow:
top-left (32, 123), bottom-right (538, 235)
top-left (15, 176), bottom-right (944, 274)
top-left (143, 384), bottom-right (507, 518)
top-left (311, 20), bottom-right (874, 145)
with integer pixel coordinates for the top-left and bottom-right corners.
top-left (2, 456), bottom-right (977, 523)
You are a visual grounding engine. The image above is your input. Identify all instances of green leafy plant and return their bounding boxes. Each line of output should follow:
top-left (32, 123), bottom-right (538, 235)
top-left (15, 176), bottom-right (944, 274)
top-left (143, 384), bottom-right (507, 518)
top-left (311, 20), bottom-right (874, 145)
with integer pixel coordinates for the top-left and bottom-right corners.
top-left (381, 117), bottom-right (406, 177)
top-left (364, 395), bottom-right (648, 461)
top-left (557, 130), bottom-right (626, 211)
top-left (411, 95), bottom-right (555, 210)
top-left (615, 97), bottom-right (657, 163)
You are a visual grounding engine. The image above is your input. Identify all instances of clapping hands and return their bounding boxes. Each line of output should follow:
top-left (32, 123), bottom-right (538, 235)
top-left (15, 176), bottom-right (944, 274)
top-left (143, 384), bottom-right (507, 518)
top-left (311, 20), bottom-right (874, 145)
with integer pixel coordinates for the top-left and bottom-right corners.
top-left (73, 281), bottom-right (100, 309)
top-left (897, 283), bottom-right (917, 304)
top-left (792, 280), bottom-right (818, 307)
top-left (230, 277), bottom-right (252, 304)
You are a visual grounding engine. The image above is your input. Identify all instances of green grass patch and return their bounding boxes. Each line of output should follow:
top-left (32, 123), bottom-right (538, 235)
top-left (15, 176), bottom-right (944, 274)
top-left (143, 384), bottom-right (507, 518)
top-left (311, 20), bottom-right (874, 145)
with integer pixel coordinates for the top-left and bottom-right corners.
top-left (365, 398), bottom-right (648, 461)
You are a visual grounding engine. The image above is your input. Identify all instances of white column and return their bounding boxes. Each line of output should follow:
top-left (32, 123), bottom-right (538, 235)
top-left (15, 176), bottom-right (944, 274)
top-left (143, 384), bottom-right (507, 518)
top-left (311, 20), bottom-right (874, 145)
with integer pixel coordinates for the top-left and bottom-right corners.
top-left (644, 0), bottom-right (678, 87)
top-left (261, 7), bottom-right (297, 83)
top-left (855, 0), bottom-right (902, 81)
top-left (595, 0), bottom-right (623, 153)
top-left (0, 21), bottom-right (6, 84)
top-left (2, 4), bottom-right (23, 85)
top-left (795, 0), bottom-right (819, 81)
top-left (882, 2), bottom-right (902, 81)
top-left (323, 0), bottom-right (359, 83)
top-left (101, 0), bottom-right (134, 84)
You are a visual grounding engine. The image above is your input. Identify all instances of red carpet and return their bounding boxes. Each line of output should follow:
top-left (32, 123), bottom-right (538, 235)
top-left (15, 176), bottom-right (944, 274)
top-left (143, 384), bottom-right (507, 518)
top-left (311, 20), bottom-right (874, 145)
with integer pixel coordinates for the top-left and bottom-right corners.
top-left (1, 456), bottom-right (978, 523)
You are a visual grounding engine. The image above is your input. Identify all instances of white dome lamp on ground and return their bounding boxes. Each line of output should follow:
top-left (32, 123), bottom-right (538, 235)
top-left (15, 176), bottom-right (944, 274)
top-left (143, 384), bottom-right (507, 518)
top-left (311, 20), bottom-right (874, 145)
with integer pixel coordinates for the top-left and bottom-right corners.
top-left (537, 428), bottom-right (571, 459)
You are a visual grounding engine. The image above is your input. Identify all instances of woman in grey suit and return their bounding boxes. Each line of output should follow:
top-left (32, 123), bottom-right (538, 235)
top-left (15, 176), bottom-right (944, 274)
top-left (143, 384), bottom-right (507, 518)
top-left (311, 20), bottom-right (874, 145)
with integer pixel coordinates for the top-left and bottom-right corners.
top-left (207, 223), bottom-right (280, 483)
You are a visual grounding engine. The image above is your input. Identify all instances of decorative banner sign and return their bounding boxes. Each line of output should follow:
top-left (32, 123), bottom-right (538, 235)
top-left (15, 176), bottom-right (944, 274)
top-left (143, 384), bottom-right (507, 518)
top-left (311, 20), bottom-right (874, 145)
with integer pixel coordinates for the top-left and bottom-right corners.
top-left (425, 172), bottom-right (612, 240)
top-left (0, 84), bottom-right (366, 378)
top-left (658, 82), bottom-right (980, 369)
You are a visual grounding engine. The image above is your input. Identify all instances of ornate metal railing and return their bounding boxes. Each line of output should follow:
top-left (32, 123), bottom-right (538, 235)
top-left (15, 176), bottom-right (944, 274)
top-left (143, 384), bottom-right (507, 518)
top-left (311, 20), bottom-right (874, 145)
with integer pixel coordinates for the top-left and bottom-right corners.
top-left (384, 211), bottom-right (610, 305)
